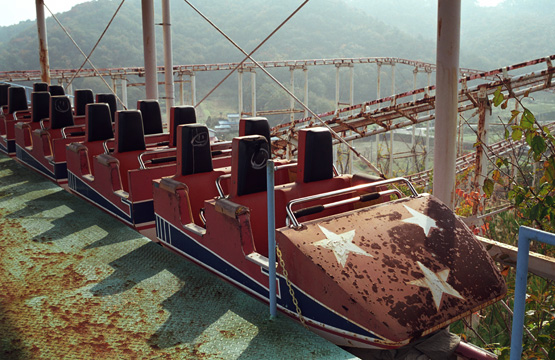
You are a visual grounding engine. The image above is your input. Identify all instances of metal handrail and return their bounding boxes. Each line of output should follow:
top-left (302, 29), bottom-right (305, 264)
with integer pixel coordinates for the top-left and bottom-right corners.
top-left (138, 148), bottom-right (176, 169)
top-left (216, 174), bottom-right (231, 198)
top-left (286, 177), bottom-right (417, 228)
top-left (103, 138), bottom-right (115, 154)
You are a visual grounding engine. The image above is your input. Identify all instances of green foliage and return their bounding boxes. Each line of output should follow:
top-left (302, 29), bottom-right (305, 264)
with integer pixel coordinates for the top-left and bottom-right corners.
top-left (475, 86), bottom-right (555, 358)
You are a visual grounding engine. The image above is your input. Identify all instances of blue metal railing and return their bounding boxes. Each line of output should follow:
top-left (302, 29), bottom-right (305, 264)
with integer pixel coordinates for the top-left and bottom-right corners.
top-left (510, 226), bottom-right (555, 360)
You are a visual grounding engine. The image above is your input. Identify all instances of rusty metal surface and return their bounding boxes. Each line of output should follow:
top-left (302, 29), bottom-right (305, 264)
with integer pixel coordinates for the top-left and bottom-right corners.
top-left (276, 194), bottom-right (506, 346)
top-left (0, 154), bottom-right (356, 360)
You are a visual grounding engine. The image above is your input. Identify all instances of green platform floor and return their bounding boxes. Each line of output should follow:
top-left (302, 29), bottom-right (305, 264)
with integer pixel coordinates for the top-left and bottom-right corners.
top-left (0, 154), bottom-right (357, 359)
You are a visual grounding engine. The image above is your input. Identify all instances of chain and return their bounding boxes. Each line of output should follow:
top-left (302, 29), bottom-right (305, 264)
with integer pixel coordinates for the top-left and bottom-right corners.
top-left (275, 244), bottom-right (308, 329)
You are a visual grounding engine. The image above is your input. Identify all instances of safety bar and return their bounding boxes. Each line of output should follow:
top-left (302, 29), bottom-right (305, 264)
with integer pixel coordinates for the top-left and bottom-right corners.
top-left (103, 138), bottom-right (115, 154)
top-left (286, 177), bottom-right (417, 228)
top-left (138, 148), bottom-right (177, 169)
top-left (216, 174), bottom-right (231, 198)
top-left (291, 189), bottom-right (402, 221)
top-left (61, 125), bottom-right (85, 139)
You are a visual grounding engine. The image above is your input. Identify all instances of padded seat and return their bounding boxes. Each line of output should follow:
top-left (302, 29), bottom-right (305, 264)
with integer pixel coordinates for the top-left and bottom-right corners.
top-left (96, 94), bottom-right (117, 123)
top-left (170, 124), bottom-right (228, 225)
top-left (49, 96), bottom-right (74, 130)
top-left (170, 105), bottom-right (196, 147)
top-left (33, 82), bottom-right (49, 92)
top-left (239, 117), bottom-right (271, 147)
top-left (8, 87), bottom-right (28, 114)
top-left (1, 84), bottom-right (10, 108)
top-left (86, 103), bottom-right (114, 143)
top-left (112, 110), bottom-right (147, 192)
top-left (138, 100), bottom-right (163, 135)
top-left (74, 89), bottom-right (94, 116)
top-left (31, 92), bottom-right (50, 123)
top-left (48, 85), bottom-right (65, 96)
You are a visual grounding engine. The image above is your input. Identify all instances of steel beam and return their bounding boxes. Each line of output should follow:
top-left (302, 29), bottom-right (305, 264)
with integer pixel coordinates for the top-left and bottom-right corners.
top-left (162, 0), bottom-right (175, 125)
top-left (35, 0), bottom-right (50, 84)
top-left (433, 0), bottom-right (461, 209)
top-left (141, 0), bottom-right (158, 100)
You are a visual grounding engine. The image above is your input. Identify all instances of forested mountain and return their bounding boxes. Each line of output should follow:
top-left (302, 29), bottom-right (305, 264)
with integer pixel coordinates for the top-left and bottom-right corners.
top-left (0, 0), bottom-right (552, 122)
top-left (347, 0), bottom-right (555, 69)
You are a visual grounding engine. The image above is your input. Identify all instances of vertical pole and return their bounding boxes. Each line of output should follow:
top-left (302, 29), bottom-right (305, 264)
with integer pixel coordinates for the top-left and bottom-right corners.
top-left (389, 63), bottom-right (396, 176)
top-left (66, 80), bottom-right (74, 106)
top-left (335, 65), bottom-right (340, 111)
top-left (510, 228), bottom-right (531, 360)
top-left (472, 86), bottom-right (491, 214)
top-left (142, 0), bottom-right (158, 100)
top-left (251, 70), bottom-right (256, 116)
top-left (290, 67), bottom-right (295, 122)
top-left (303, 67), bottom-right (308, 119)
top-left (391, 63), bottom-right (395, 96)
top-left (162, 0), bottom-right (174, 126)
top-left (267, 160), bottom-right (277, 319)
top-left (112, 77), bottom-right (117, 95)
top-left (348, 64), bottom-right (354, 173)
top-left (426, 70), bottom-right (432, 171)
top-left (178, 73), bottom-right (184, 105)
top-left (190, 73), bottom-right (196, 106)
top-left (121, 77), bottom-right (128, 109)
top-left (36, 0), bottom-right (51, 84)
top-left (434, 0), bottom-right (461, 209)
top-left (376, 63), bottom-right (381, 99)
top-left (238, 70), bottom-right (243, 116)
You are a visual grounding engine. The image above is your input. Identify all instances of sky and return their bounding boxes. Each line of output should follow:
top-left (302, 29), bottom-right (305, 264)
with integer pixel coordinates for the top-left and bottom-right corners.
top-left (0, 0), bottom-right (506, 27)
top-left (0, 0), bottom-right (89, 27)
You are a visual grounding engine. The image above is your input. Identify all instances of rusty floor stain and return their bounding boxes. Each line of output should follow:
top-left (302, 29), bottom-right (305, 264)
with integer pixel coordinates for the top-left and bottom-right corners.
top-left (0, 154), bottom-right (356, 360)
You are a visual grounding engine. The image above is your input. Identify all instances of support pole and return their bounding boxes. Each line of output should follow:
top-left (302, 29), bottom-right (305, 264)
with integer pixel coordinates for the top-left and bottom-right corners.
top-left (251, 70), bottom-right (256, 116)
top-left (434, 0), bottom-right (461, 209)
top-left (303, 67), bottom-right (308, 119)
top-left (178, 73), bottom-right (184, 105)
top-left (335, 65), bottom-right (340, 111)
top-left (376, 63), bottom-right (381, 99)
top-left (162, 0), bottom-right (175, 126)
top-left (267, 160), bottom-right (277, 319)
top-left (36, 0), bottom-right (51, 84)
top-left (238, 70), bottom-right (243, 116)
top-left (142, 0), bottom-right (158, 100)
top-left (190, 73), bottom-right (196, 106)
top-left (121, 77), bottom-right (128, 109)
top-left (290, 67), bottom-right (295, 122)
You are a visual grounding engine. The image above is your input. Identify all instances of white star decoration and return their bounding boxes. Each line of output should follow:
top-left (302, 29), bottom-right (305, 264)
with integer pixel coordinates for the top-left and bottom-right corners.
top-left (313, 225), bottom-right (373, 267)
top-left (408, 261), bottom-right (465, 310)
top-left (401, 205), bottom-right (439, 237)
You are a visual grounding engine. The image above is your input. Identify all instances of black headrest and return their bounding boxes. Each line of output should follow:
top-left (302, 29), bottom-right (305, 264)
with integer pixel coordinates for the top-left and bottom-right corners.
top-left (48, 85), bottom-right (65, 96)
top-left (178, 124), bottom-right (213, 176)
top-left (8, 87), bottom-right (28, 114)
top-left (115, 110), bottom-right (146, 153)
top-left (86, 103), bottom-right (114, 142)
top-left (96, 94), bottom-right (117, 123)
top-left (31, 92), bottom-right (51, 123)
top-left (33, 82), bottom-right (49, 92)
top-left (299, 127), bottom-right (333, 183)
top-left (49, 96), bottom-right (74, 129)
top-left (171, 106), bottom-right (196, 147)
top-left (0, 84), bottom-right (9, 107)
top-left (239, 117), bottom-right (271, 147)
top-left (74, 89), bottom-right (94, 116)
top-left (232, 135), bottom-right (269, 197)
top-left (138, 100), bottom-right (163, 135)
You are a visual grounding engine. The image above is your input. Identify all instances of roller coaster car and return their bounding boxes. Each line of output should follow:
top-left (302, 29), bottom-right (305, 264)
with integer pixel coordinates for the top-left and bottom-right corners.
top-left (0, 86), bottom-right (30, 155)
top-left (153, 127), bottom-right (506, 349)
top-left (13, 94), bottom-right (86, 184)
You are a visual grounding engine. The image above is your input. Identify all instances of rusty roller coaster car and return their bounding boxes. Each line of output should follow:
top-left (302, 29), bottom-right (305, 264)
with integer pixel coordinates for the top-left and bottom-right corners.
top-left (1, 87), bottom-right (506, 351)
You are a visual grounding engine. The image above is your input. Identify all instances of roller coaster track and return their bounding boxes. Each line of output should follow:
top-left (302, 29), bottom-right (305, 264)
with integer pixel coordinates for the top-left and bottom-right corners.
top-left (0, 57), bottom-right (489, 82)
top-left (269, 55), bottom-right (555, 176)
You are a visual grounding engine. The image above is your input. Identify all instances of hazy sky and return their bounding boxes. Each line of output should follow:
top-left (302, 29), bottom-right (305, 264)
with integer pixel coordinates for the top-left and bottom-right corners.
top-left (0, 0), bottom-right (505, 27)
top-left (0, 0), bottom-right (89, 27)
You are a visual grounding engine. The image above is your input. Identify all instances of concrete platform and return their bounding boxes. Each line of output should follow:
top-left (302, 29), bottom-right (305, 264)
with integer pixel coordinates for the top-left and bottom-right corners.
top-left (0, 153), bottom-right (357, 359)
